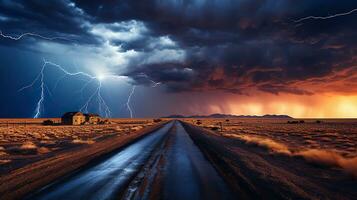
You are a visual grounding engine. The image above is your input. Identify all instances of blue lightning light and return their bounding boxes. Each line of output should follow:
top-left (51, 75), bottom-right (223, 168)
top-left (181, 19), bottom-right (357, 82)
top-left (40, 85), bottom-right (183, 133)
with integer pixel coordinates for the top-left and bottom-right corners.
top-left (295, 8), bottom-right (357, 23)
top-left (34, 62), bottom-right (46, 118)
top-left (126, 86), bottom-right (136, 118)
top-left (19, 60), bottom-right (161, 118)
top-left (0, 30), bottom-right (75, 42)
top-left (19, 59), bottom-right (121, 118)
top-left (138, 73), bottom-right (161, 87)
top-left (3, 30), bottom-right (162, 119)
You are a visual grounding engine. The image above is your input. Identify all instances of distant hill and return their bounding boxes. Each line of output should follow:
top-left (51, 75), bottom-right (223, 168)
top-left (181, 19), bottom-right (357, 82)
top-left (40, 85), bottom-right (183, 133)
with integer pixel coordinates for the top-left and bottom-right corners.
top-left (163, 113), bottom-right (293, 119)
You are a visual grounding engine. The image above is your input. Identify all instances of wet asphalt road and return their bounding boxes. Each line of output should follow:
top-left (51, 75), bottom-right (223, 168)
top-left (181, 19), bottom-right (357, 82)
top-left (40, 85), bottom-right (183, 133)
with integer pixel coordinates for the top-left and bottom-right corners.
top-left (29, 121), bottom-right (234, 200)
top-left (162, 122), bottom-right (233, 200)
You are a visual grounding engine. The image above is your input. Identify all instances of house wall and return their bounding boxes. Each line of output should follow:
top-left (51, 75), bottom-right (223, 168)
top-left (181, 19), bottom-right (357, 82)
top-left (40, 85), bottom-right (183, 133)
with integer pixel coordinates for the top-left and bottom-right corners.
top-left (61, 117), bottom-right (72, 125)
top-left (73, 115), bottom-right (85, 125)
top-left (88, 117), bottom-right (100, 124)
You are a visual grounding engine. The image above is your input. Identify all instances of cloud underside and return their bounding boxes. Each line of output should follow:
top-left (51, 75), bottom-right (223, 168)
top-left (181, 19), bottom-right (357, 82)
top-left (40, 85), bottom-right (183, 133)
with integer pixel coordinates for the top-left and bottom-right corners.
top-left (1, 0), bottom-right (357, 95)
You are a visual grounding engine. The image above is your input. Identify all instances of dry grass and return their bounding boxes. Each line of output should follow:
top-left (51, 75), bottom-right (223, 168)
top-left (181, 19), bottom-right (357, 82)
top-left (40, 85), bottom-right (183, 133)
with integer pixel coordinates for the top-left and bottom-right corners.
top-left (183, 118), bottom-right (357, 157)
top-left (0, 122), bottom-right (167, 200)
top-left (0, 118), bottom-right (162, 175)
top-left (184, 118), bottom-right (357, 177)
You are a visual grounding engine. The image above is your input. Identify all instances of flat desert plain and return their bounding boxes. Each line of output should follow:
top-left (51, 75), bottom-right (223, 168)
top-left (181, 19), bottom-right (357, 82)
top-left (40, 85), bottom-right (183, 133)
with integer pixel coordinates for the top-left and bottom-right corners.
top-left (0, 118), bottom-right (356, 199)
top-left (0, 118), bottom-right (163, 175)
top-left (180, 118), bottom-right (357, 199)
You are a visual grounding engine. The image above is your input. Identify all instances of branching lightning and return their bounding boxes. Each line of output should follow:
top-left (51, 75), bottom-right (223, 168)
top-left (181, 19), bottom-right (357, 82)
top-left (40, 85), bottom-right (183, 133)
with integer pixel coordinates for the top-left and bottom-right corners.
top-left (34, 62), bottom-right (46, 118)
top-left (79, 81), bottom-right (111, 118)
top-left (18, 60), bottom-right (162, 118)
top-left (19, 59), bottom-right (110, 118)
top-left (138, 73), bottom-right (161, 87)
top-left (126, 86), bottom-right (136, 118)
top-left (294, 8), bottom-right (357, 23)
top-left (2, 30), bottom-right (162, 119)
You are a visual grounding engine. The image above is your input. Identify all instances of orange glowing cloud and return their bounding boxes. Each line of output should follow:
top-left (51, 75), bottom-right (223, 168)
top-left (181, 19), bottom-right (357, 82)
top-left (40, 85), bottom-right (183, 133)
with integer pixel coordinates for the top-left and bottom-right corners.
top-left (224, 93), bottom-right (357, 118)
top-left (177, 91), bottom-right (357, 118)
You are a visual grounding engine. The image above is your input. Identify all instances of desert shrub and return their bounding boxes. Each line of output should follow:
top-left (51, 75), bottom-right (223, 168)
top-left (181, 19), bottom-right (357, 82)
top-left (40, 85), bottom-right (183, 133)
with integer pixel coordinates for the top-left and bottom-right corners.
top-left (0, 160), bottom-right (10, 164)
top-left (287, 120), bottom-right (305, 124)
top-left (72, 139), bottom-right (95, 144)
top-left (37, 147), bottom-right (50, 154)
top-left (8, 141), bottom-right (38, 155)
top-left (211, 127), bottom-right (220, 131)
top-left (287, 121), bottom-right (299, 124)
top-left (98, 120), bottom-right (110, 125)
top-left (43, 119), bottom-right (54, 126)
top-left (153, 119), bottom-right (162, 123)
top-left (0, 146), bottom-right (8, 156)
top-left (43, 119), bottom-right (54, 125)
top-left (196, 120), bottom-right (202, 125)
top-left (20, 141), bottom-right (37, 149)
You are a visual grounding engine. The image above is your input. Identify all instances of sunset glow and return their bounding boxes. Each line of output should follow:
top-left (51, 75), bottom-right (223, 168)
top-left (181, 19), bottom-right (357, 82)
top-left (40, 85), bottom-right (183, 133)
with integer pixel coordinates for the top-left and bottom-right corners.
top-left (226, 94), bottom-right (357, 118)
top-left (1, 2), bottom-right (357, 200)
top-left (0, 1), bottom-right (356, 118)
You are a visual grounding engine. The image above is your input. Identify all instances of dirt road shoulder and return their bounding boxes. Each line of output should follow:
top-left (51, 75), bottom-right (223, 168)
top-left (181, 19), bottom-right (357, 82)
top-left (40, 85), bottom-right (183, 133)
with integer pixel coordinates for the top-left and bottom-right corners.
top-left (0, 122), bottom-right (169, 200)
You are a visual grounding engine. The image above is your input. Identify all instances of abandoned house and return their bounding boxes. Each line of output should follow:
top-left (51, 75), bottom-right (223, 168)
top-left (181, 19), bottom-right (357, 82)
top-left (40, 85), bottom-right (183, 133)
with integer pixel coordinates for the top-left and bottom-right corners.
top-left (85, 113), bottom-right (101, 124)
top-left (61, 112), bottom-right (86, 125)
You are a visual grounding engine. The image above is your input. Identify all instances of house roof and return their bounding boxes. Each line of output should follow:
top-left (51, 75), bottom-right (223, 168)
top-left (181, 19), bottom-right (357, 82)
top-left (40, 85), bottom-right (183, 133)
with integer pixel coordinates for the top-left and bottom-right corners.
top-left (85, 113), bottom-right (100, 117)
top-left (62, 112), bottom-right (84, 118)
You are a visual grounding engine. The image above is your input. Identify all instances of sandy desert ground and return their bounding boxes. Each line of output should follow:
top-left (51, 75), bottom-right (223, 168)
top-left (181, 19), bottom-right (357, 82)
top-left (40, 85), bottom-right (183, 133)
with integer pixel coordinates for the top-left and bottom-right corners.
top-left (183, 118), bottom-right (357, 158)
top-left (0, 118), bottom-right (162, 175)
top-left (181, 118), bottom-right (357, 199)
top-left (0, 118), bottom-right (356, 199)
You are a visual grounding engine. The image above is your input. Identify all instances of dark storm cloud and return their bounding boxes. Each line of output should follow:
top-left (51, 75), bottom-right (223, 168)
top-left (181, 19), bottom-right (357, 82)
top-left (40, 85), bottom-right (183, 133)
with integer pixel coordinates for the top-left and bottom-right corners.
top-left (0, 0), bottom-right (97, 44)
top-left (2, 0), bottom-right (357, 95)
top-left (126, 63), bottom-right (194, 92)
top-left (73, 0), bottom-right (357, 95)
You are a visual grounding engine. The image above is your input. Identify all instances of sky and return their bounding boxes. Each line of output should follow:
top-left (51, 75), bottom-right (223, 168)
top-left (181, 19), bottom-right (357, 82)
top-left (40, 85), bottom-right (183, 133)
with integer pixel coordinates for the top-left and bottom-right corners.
top-left (0, 0), bottom-right (357, 118)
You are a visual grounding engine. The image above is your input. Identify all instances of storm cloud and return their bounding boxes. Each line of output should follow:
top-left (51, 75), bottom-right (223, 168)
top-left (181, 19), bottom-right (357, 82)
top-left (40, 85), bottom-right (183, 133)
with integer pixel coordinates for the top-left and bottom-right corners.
top-left (1, 0), bottom-right (357, 95)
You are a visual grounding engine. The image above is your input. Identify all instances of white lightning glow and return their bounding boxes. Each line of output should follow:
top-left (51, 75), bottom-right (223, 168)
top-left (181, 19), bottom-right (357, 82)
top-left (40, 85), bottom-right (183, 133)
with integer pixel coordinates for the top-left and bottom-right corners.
top-left (34, 62), bottom-right (46, 118)
top-left (295, 8), bottom-right (357, 23)
top-left (19, 59), bottom-right (114, 118)
top-left (3, 29), bottom-right (162, 118)
top-left (97, 74), bottom-right (106, 81)
top-left (79, 81), bottom-right (111, 118)
top-left (126, 86), bottom-right (136, 118)
top-left (138, 72), bottom-right (161, 87)
top-left (0, 30), bottom-right (75, 42)
top-left (19, 59), bottom-right (162, 118)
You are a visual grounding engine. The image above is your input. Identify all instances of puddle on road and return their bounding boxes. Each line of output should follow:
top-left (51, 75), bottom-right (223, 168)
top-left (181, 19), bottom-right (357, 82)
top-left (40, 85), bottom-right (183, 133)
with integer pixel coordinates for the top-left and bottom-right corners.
top-left (123, 121), bottom-right (235, 200)
top-left (29, 122), bottom-right (174, 200)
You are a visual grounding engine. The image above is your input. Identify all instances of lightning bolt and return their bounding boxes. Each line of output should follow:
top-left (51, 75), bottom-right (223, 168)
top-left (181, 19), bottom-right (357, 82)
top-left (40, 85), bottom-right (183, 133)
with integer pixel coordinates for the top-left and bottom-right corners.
top-left (33, 62), bottom-right (46, 118)
top-left (19, 59), bottom-right (114, 118)
top-left (0, 30), bottom-right (75, 42)
top-left (3, 30), bottom-right (162, 119)
top-left (126, 86), bottom-right (136, 118)
top-left (294, 8), bottom-right (357, 23)
top-left (19, 59), bottom-right (162, 118)
top-left (138, 72), bottom-right (161, 87)
top-left (79, 81), bottom-right (111, 118)
top-left (121, 73), bottom-right (161, 118)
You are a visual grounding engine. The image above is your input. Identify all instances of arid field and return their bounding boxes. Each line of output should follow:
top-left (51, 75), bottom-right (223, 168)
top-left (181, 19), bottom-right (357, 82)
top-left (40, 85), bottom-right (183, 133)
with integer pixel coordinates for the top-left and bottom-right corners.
top-left (180, 118), bottom-right (357, 198)
top-left (186, 118), bottom-right (357, 156)
top-left (0, 118), bottom-right (162, 175)
top-left (0, 118), bottom-right (356, 199)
